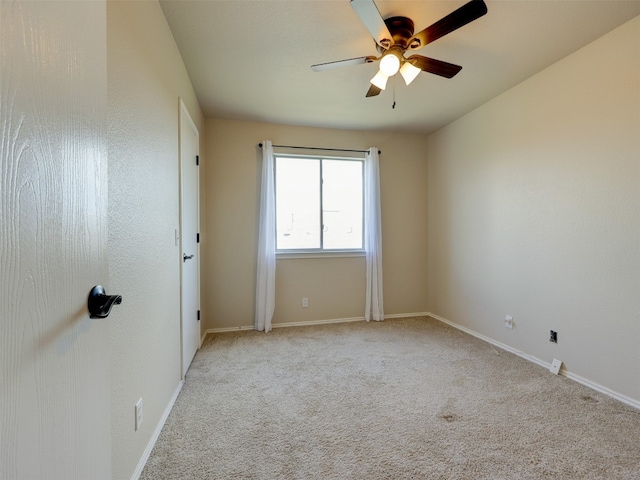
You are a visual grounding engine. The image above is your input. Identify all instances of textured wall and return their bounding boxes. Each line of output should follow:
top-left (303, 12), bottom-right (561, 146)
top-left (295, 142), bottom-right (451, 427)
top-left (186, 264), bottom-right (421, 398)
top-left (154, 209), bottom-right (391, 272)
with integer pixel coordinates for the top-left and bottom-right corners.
top-left (1, 1), bottom-right (110, 478)
top-left (107, 1), bottom-right (204, 478)
top-left (427, 17), bottom-right (640, 403)
top-left (202, 119), bottom-right (429, 330)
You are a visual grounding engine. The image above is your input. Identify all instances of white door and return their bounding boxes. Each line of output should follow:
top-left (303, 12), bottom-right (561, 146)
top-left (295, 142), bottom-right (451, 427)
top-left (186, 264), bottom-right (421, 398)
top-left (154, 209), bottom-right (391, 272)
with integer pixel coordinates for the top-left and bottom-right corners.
top-left (0, 1), bottom-right (111, 478)
top-left (179, 100), bottom-right (201, 377)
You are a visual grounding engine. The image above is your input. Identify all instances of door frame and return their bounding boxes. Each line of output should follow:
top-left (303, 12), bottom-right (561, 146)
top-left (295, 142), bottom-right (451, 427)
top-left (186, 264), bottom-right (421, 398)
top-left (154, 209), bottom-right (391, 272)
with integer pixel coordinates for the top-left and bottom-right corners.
top-left (178, 98), bottom-right (201, 378)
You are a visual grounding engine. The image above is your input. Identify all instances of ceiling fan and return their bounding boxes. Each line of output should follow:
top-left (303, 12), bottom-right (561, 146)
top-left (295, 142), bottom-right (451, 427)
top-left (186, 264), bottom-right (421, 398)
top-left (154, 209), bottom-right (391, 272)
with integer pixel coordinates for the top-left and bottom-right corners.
top-left (311, 0), bottom-right (488, 97)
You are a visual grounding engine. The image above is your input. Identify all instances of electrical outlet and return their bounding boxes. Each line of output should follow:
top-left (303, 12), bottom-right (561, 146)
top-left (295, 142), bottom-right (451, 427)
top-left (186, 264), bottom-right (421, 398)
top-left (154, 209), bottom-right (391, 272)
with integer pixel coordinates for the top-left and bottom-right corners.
top-left (550, 358), bottom-right (562, 375)
top-left (504, 315), bottom-right (513, 329)
top-left (550, 330), bottom-right (558, 343)
top-left (135, 398), bottom-right (143, 431)
top-left (302, 297), bottom-right (308, 308)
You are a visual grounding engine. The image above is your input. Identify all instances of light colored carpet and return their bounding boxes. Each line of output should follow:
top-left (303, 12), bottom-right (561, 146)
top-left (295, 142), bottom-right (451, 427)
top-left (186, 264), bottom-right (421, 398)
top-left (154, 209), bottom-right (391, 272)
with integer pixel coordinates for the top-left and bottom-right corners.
top-left (140, 316), bottom-right (640, 479)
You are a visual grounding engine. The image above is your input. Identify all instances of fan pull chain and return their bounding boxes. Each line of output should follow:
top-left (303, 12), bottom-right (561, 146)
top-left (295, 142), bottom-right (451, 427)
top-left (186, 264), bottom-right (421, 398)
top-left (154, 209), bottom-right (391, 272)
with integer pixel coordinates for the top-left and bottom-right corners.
top-left (392, 75), bottom-right (396, 109)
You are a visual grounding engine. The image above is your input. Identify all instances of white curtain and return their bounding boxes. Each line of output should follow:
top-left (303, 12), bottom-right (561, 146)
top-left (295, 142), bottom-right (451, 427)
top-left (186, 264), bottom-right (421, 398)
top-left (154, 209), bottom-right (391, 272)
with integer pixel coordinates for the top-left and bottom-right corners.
top-left (364, 147), bottom-right (384, 321)
top-left (255, 140), bottom-right (276, 332)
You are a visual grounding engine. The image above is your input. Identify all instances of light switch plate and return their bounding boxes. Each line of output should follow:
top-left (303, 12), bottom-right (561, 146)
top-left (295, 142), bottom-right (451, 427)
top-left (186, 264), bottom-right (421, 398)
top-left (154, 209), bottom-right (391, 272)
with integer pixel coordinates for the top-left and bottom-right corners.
top-left (550, 359), bottom-right (562, 375)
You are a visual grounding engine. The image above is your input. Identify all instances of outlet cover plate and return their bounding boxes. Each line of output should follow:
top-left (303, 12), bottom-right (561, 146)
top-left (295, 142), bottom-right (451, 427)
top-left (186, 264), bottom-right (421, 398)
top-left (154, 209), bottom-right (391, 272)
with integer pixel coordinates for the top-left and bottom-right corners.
top-left (504, 315), bottom-right (513, 329)
top-left (550, 359), bottom-right (562, 375)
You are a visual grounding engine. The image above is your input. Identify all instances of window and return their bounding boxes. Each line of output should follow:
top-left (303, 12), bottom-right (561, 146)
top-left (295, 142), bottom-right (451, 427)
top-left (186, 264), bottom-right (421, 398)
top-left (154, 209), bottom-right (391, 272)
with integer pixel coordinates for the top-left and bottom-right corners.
top-left (275, 155), bottom-right (364, 252)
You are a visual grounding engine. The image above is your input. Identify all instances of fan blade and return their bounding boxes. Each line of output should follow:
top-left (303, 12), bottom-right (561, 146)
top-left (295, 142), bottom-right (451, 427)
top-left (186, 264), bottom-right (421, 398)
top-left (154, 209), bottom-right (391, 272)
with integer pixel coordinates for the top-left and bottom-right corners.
top-left (350, 0), bottom-right (394, 49)
top-left (407, 0), bottom-right (487, 51)
top-left (366, 84), bottom-right (382, 97)
top-left (311, 56), bottom-right (377, 72)
top-left (407, 55), bottom-right (462, 78)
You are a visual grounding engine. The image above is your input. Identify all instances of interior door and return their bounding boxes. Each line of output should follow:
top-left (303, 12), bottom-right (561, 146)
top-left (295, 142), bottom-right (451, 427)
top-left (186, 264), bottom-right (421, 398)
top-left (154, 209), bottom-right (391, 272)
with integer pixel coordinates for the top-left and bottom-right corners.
top-left (179, 99), bottom-right (201, 377)
top-left (0, 1), bottom-right (111, 478)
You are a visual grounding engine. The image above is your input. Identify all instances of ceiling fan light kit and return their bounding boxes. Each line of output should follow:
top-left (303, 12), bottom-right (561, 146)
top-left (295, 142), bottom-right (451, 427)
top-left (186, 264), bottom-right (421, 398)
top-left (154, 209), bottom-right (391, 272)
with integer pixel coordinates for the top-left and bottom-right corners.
top-left (370, 70), bottom-right (388, 90)
top-left (379, 50), bottom-right (401, 76)
top-left (399, 62), bottom-right (421, 86)
top-left (311, 0), bottom-right (488, 97)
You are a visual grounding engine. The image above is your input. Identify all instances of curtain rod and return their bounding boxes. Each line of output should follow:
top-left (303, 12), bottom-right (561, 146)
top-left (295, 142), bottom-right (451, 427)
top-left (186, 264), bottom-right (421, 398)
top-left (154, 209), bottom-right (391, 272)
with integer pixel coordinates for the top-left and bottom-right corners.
top-left (258, 143), bottom-right (381, 155)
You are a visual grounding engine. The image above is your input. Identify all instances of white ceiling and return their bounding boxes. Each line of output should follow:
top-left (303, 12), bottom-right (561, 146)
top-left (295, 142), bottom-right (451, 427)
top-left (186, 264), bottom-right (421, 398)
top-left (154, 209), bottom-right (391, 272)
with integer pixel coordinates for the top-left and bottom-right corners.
top-left (159, 0), bottom-right (640, 134)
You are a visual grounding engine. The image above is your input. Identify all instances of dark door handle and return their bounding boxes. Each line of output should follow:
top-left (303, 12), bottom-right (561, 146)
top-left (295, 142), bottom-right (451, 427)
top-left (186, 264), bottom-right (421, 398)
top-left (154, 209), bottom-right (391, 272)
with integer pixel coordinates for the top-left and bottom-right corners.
top-left (183, 254), bottom-right (194, 262)
top-left (88, 285), bottom-right (122, 319)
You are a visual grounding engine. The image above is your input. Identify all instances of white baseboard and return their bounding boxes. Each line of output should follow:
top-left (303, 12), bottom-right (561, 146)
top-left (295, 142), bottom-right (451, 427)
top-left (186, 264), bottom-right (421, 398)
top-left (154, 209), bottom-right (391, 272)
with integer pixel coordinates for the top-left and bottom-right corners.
top-left (200, 329), bottom-right (214, 345)
top-left (130, 380), bottom-right (184, 480)
top-left (272, 316), bottom-right (365, 328)
top-left (203, 317), bottom-right (364, 336)
top-left (427, 312), bottom-right (640, 411)
top-left (384, 312), bottom-right (430, 320)
top-left (204, 325), bottom-right (255, 335)
top-left (561, 370), bottom-right (640, 411)
top-left (202, 312), bottom-right (431, 336)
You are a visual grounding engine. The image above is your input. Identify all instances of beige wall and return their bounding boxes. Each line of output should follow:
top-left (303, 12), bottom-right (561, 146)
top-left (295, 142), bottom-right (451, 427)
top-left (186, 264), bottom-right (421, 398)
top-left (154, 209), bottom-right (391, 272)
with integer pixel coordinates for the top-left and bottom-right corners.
top-left (203, 119), bottom-right (428, 330)
top-left (427, 17), bottom-right (640, 403)
top-left (107, 1), bottom-right (204, 478)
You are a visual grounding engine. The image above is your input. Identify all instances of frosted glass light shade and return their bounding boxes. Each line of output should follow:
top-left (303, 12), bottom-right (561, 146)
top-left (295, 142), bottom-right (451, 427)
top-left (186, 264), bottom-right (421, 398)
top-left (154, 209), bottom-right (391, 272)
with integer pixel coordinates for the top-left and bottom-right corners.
top-left (400, 62), bottom-right (421, 86)
top-left (370, 71), bottom-right (388, 90)
top-left (379, 54), bottom-right (400, 76)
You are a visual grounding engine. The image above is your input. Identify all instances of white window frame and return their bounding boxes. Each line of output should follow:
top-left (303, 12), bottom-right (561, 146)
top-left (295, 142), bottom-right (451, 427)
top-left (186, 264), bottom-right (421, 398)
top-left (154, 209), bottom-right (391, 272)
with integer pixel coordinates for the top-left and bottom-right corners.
top-left (274, 153), bottom-right (365, 258)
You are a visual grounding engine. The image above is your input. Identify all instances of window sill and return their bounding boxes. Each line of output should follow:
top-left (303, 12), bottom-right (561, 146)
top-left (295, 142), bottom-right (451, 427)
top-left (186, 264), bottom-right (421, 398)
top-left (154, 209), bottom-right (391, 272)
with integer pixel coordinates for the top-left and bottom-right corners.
top-left (276, 250), bottom-right (366, 260)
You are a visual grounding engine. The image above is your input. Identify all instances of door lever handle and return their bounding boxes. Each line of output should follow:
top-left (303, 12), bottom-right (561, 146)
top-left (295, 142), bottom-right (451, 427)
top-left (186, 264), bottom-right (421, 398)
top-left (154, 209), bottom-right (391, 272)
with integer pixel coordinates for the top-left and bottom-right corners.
top-left (183, 254), bottom-right (194, 262)
top-left (88, 285), bottom-right (122, 319)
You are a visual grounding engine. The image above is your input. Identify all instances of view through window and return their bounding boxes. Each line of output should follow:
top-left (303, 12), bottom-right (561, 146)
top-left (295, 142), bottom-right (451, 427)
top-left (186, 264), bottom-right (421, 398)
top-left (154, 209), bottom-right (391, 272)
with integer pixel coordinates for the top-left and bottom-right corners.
top-left (275, 155), bottom-right (363, 251)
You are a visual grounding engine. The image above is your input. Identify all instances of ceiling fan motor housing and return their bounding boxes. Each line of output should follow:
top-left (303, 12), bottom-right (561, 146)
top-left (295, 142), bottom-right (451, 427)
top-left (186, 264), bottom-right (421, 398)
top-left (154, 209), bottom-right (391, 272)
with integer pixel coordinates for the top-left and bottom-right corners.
top-left (377, 16), bottom-right (415, 51)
